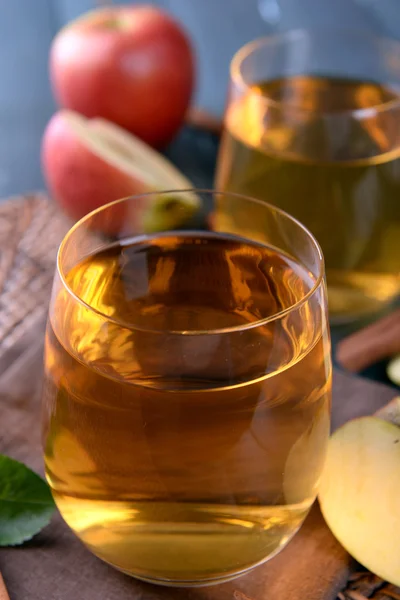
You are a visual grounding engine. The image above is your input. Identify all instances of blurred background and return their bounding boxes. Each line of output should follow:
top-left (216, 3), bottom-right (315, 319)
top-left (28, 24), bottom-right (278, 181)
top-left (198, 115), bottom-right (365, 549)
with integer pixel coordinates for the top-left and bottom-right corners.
top-left (1, 0), bottom-right (398, 198)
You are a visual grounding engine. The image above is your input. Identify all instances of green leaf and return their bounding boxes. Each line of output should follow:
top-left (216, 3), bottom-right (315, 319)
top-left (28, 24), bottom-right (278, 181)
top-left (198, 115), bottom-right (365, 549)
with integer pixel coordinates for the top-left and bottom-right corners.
top-left (0, 454), bottom-right (55, 546)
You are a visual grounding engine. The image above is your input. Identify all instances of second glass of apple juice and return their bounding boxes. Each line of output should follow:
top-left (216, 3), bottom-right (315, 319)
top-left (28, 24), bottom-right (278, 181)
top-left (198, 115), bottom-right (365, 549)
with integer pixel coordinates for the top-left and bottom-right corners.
top-left (42, 190), bottom-right (331, 587)
top-left (216, 29), bottom-right (400, 323)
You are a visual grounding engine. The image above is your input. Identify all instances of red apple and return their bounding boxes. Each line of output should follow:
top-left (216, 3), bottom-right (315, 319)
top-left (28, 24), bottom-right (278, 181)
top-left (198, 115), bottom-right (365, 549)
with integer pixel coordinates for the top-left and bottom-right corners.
top-left (41, 109), bottom-right (200, 233)
top-left (50, 5), bottom-right (195, 148)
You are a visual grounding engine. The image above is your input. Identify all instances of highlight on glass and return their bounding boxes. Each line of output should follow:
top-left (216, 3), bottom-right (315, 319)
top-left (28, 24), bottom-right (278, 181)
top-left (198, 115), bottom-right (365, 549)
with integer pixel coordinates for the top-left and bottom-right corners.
top-left (215, 28), bottom-right (400, 323)
top-left (42, 190), bottom-right (331, 587)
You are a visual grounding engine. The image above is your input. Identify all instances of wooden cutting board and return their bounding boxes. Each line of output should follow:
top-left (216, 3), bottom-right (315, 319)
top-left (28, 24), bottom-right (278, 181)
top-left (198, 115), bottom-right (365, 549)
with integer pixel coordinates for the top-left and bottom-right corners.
top-left (0, 194), bottom-right (398, 600)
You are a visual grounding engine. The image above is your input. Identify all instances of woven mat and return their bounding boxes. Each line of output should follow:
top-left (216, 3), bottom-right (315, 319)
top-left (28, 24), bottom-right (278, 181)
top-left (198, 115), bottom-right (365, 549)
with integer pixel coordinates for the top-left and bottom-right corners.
top-left (0, 193), bottom-right (399, 600)
top-left (0, 193), bottom-right (70, 372)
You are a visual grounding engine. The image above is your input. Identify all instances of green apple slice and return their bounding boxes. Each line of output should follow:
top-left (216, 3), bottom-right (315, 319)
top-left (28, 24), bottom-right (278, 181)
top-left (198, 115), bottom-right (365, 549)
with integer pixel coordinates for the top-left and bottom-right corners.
top-left (318, 416), bottom-right (400, 586)
top-left (387, 355), bottom-right (400, 389)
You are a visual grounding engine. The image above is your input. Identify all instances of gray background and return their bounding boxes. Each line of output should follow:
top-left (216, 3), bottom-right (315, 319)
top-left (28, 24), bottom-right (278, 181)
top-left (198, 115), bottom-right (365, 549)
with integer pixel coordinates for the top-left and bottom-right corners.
top-left (0, 0), bottom-right (399, 198)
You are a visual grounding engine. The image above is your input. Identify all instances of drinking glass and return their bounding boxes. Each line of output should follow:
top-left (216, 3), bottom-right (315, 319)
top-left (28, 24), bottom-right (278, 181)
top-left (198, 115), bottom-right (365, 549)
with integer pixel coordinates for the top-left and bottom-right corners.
top-left (42, 190), bottom-right (331, 587)
top-left (215, 28), bottom-right (400, 323)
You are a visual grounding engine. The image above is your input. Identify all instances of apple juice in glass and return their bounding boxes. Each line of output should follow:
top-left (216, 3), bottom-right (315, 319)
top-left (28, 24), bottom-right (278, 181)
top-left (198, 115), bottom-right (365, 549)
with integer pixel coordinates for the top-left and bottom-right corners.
top-left (216, 29), bottom-right (400, 323)
top-left (42, 190), bottom-right (331, 586)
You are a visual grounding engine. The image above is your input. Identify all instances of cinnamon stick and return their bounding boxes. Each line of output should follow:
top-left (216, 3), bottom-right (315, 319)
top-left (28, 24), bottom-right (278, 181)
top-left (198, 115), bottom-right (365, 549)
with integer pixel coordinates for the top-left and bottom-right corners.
top-left (336, 308), bottom-right (400, 373)
top-left (345, 591), bottom-right (369, 600)
top-left (0, 573), bottom-right (10, 600)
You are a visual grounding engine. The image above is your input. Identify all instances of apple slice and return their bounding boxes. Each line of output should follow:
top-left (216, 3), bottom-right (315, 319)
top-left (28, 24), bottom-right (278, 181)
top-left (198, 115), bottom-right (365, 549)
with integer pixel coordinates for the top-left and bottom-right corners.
top-left (42, 109), bottom-right (201, 233)
top-left (89, 117), bottom-right (201, 233)
top-left (89, 117), bottom-right (194, 193)
top-left (387, 354), bottom-right (400, 389)
top-left (318, 414), bottom-right (400, 586)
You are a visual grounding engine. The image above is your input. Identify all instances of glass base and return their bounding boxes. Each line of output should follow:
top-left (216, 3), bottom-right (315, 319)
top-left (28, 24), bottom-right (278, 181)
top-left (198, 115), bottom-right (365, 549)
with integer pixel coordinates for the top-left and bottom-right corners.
top-left (120, 566), bottom-right (252, 588)
top-left (88, 528), bottom-right (302, 588)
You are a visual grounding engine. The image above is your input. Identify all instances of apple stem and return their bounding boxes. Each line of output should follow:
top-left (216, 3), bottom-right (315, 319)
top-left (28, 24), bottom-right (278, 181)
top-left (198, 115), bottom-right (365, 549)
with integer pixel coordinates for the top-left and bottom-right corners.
top-left (375, 397), bottom-right (400, 427)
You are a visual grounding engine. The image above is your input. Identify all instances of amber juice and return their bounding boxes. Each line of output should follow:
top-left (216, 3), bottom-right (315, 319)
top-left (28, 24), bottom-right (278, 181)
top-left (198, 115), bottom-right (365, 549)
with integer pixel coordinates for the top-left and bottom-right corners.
top-left (216, 76), bottom-right (400, 321)
top-left (43, 231), bottom-right (331, 585)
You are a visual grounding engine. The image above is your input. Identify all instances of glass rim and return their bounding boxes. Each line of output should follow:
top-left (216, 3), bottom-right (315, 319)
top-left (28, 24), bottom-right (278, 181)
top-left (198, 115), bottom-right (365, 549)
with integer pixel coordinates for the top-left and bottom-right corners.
top-left (230, 26), bottom-right (400, 117)
top-left (57, 189), bottom-right (325, 335)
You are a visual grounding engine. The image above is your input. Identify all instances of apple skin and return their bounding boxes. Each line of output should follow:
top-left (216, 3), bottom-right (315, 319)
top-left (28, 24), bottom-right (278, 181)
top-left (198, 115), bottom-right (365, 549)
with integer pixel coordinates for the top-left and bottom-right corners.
top-left (318, 416), bottom-right (400, 586)
top-left (41, 111), bottom-right (133, 230)
top-left (50, 5), bottom-right (195, 148)
top-left (41, 110), bottom-right (202, 235)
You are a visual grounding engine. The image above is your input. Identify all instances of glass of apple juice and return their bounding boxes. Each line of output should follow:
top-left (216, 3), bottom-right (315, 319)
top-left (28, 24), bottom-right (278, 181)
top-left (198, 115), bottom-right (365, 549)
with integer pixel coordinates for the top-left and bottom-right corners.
top-left (215, 29), bottom-right (400, 323)
top-left (41, 189), bottom-right (331, 587)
